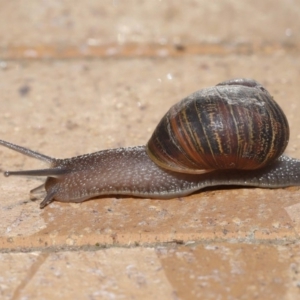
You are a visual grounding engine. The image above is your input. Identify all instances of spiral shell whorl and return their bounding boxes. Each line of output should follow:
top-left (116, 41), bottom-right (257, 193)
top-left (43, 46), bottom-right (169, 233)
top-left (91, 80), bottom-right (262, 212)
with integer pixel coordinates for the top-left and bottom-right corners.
top-left (147, 79), bottom-right (289, 174)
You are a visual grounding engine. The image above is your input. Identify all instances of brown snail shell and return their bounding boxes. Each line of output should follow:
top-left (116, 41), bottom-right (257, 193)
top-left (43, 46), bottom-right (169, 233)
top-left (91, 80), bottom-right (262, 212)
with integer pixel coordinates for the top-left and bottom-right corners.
top-left (147, 79), bottom-right (289, 174)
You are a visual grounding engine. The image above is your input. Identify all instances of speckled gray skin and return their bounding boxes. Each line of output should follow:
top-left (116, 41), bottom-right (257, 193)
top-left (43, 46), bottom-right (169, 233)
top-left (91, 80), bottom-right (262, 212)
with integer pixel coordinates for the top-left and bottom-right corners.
top-left (1, 141), bottom-right (300, 208)
top-left (47, 146), bottom-right (300, 201)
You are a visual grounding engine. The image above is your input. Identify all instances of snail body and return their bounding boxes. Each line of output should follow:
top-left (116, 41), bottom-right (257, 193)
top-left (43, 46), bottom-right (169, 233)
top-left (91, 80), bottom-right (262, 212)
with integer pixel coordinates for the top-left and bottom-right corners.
top-left (1, 78), bottom-right (300, 208)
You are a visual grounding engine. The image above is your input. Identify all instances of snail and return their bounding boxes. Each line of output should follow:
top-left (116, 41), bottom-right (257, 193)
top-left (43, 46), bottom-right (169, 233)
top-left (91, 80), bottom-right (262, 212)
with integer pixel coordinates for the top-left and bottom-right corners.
top-left (1, 78), bottom-right (300, 209)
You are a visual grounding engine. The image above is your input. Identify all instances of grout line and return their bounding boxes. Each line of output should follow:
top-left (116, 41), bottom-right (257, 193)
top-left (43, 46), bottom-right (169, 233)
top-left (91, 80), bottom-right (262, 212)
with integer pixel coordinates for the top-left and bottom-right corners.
top-left (0, 42), bottom-right (299, 60)
top-left (0, 238), bottom-right (299, 254)
top-left (11, 252), bottom-right (49, 300)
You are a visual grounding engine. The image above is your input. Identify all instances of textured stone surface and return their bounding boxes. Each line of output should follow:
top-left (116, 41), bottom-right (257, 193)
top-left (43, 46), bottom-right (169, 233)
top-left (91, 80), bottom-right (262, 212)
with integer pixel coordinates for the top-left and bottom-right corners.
top-left (0, 0), bottom-right (299, 59)
top-left (1, 1), bottom-right (300, 299)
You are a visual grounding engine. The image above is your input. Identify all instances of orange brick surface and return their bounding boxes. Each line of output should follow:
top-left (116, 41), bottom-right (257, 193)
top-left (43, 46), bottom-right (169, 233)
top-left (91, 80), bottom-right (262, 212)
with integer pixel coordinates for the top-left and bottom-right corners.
top-left (1, 1), bottom-right (300, 299)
